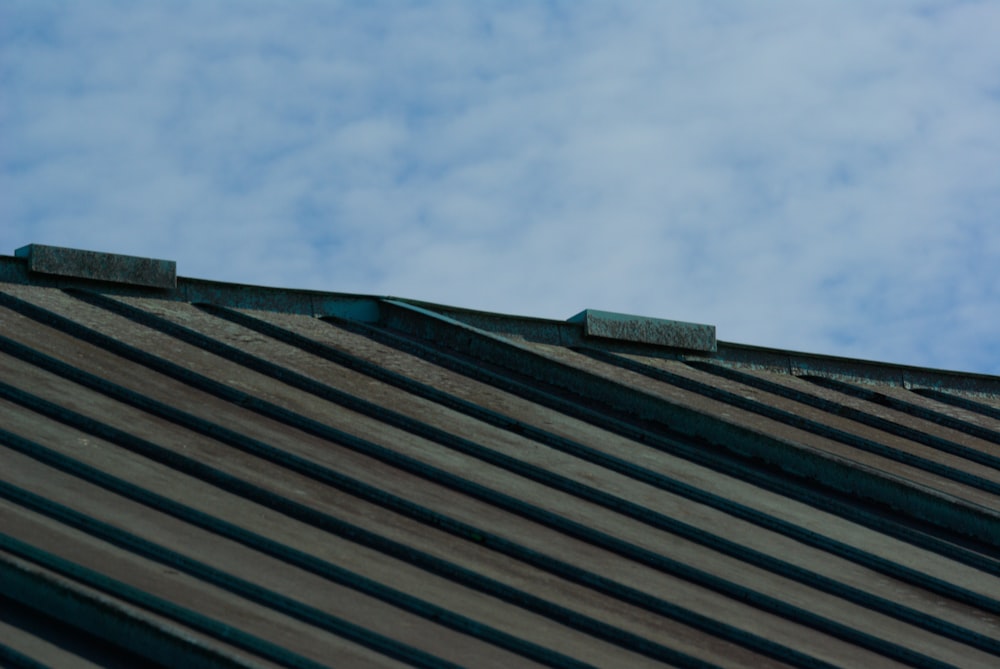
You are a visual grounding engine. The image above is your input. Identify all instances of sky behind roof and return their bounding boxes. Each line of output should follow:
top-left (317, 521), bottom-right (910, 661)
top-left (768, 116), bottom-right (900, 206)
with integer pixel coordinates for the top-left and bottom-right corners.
top-left (3, 1), bottom-right (999, 373)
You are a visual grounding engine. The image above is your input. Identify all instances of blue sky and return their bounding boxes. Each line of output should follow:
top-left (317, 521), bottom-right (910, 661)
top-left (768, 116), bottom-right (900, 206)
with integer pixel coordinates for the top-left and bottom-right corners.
top-left (2, 1), bottom-right (999, 373)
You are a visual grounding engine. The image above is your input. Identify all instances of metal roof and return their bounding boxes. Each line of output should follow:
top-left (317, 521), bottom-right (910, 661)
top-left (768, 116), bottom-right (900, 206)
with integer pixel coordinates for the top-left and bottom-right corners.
top-left (1, 246), bottom-right (999, 668)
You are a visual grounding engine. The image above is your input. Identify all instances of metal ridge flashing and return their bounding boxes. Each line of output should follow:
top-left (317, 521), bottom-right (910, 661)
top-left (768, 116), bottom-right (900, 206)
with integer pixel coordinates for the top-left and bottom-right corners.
top-left (15, 244), bottom-right (176, 289)
top-left (396, 301), bottom-right (718, 353)
top-left (377, 298), bottom-right (1000, 547)
top-left (1, 250), bottom-right (996, 390)
top-left (0, 253), bottom-right (383, 321)
top-left (701, 341), bottom-right (1000, 397)
top-left (182, 278), bottom-right (382, 321)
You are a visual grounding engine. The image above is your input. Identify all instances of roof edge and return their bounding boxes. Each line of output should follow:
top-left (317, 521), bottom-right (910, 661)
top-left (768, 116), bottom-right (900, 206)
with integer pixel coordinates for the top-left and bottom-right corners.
top-left (2, 253), bottom-right (997, 393)
top-left (695, 342), bottom-right (1000, 397)
top-left (399, 297), bottom-right (1000, 395)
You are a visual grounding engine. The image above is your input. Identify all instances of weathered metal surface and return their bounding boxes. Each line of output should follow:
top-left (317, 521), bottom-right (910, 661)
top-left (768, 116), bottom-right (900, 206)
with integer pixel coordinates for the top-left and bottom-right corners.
top-left (4, 262), bottom-right (1000, 668)
top-left (4, 248), bottom-right (1000, 392)
top-left (182, 278), bottom-right (382, 322)
top-left (190, 306), bottom-right (1000, 641)
top-left (698, 339), bottom-right (1000, 397)
top-left (15, 244), bottom-right (177, 289)
top-left (568, 309), bottom-right (717, 352)
top-left (381, 299), bottom-right (1000, 547)
top-left (272, 311), bottom-right (1000, 598)
top-left (622, 355), bottom-right (1000, 489)
top-left (0, 543), bottom-right (286, 669)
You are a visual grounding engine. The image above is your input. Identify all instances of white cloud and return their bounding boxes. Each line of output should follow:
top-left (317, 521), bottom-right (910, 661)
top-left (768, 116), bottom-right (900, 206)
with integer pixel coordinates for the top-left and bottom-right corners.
top-left (2, 0), bottom-right (999, 372)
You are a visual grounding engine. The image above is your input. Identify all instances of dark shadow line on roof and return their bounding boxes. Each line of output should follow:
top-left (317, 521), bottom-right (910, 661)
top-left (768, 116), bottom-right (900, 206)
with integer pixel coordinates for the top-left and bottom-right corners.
top-left (5, 332), bottom-right (999, 663)
top-left (0, 363), bottom-right (734, 667)
top-left (1, 292), bottom-right (979, 667)
top-left (195, 304), bottom-right (1000, 619)
top-left (913, 389), bottom-right (1000, 423)
top-left (0, 529), bottom-right (333, 669)
top-left (0, 590), bottom-right (174, 669)
top-left (357, 300), bottom-right (1000, 553)
top-left (0, 386), bottom-right (808, 669)
top-left (0, 641), bottom-right (51, 669)
top-left (322, 311), bottom-right (1000, 577)
top-left (1, 340), bottom-right (886, 665)
top-left (53, 291), bottom-right (1000, 651)
top-left (685, 362), bottom-right (1000, 466)
top-left (0, 497), bottom-right (464, 669)
top-left (798, 375), bottom-right (1000, 447)
top-left (0, 431), bottom-right (602, 669)
top-left (576, 348), bottom-right (1000, 497)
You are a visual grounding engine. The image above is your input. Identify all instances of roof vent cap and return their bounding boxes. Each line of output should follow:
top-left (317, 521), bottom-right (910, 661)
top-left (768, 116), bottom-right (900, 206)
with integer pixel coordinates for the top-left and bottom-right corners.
top-left (15, 244), bottom-right (176, 289)
top-left (568, 308), bottom-right (716, 352)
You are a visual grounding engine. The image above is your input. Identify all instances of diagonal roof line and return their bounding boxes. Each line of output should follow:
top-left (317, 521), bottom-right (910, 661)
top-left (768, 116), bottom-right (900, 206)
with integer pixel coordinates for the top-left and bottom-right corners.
top-left (377, 298), bottom-right (1000, 549)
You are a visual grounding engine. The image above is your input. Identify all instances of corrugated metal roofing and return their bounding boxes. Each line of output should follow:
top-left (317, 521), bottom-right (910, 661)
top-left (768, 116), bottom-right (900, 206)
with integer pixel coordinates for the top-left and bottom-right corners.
top-left (1, 248), bottom-right (999, 668)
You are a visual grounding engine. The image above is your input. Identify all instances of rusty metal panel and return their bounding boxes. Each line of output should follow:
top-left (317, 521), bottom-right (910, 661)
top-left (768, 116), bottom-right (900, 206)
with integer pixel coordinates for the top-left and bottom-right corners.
top-left (569, 309), bottom-right (717, 352)
top-left (15, 244), bottom-right (176, 289)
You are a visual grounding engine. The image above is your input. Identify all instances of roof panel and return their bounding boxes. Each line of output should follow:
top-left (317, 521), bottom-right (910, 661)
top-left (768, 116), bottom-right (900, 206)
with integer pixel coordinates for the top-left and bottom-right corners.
top-left (3, 249), bottom-right (999, 668)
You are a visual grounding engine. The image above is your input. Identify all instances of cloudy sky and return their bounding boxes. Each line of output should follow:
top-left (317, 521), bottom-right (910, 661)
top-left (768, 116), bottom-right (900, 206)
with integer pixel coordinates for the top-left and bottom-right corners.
top-left (2, 1), bottom-right (999, 374)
